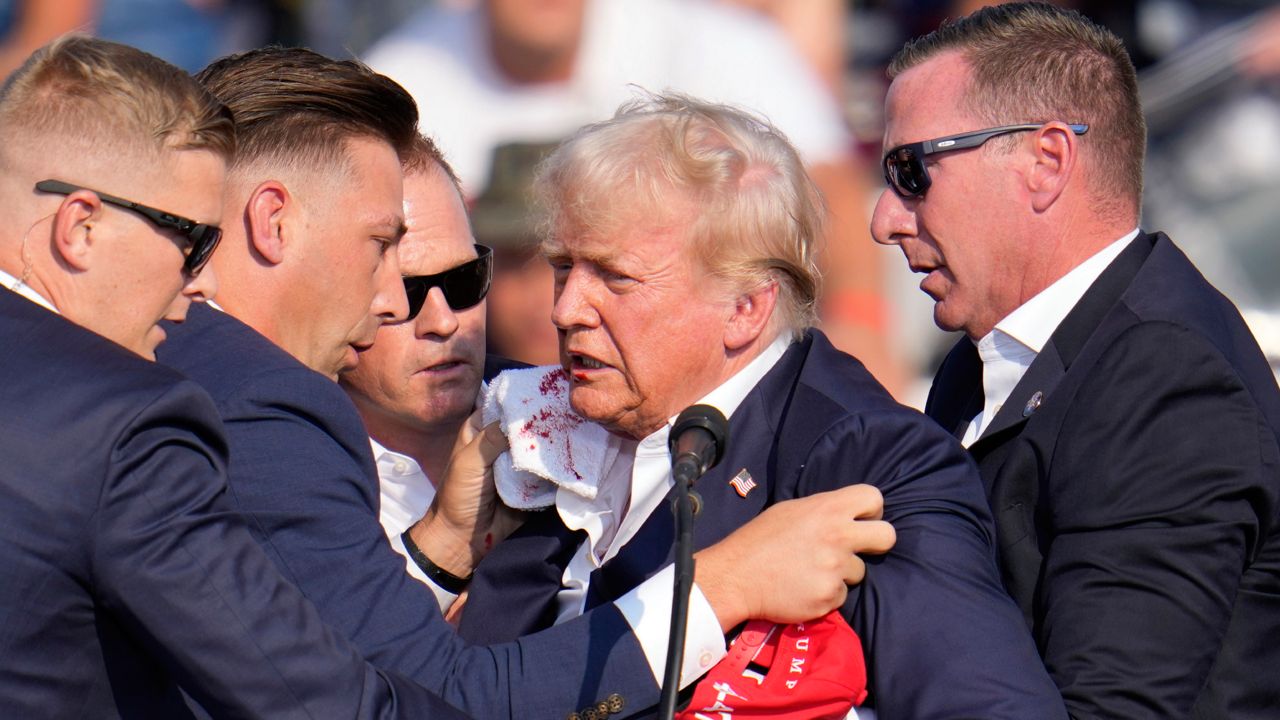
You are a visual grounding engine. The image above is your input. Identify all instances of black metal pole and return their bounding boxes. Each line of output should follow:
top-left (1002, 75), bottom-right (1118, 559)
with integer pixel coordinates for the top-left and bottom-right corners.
top-left (658, 470), bottom-right (700, 720)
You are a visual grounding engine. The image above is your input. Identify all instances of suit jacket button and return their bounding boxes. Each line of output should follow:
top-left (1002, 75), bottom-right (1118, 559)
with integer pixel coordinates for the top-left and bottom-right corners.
top-left (606, 694), bottom-right (624, 713)
top-left (565, 713), bottom-right (580, 720)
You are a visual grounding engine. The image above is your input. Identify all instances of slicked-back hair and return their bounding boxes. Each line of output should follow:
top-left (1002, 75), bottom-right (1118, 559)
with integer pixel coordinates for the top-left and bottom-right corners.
top-left (537, 91), bottom-right (824, 337)
top-left (0, 34), bottom-right (234, 163)
top-left (889, 2), bottom-right (1146, 212)
top-left (195, 46), bottom-right (418, 175)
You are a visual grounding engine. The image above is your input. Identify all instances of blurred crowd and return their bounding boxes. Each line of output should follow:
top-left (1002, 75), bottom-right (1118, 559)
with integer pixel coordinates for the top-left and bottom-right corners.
top-left (8, 0), bottom-right (1277, 403)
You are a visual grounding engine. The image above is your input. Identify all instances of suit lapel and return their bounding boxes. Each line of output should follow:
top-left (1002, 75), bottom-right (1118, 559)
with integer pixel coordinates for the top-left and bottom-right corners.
top-left (972, 345), bottom-right (1066, 448)
top-left (925, 339), bottom-right (984, 439)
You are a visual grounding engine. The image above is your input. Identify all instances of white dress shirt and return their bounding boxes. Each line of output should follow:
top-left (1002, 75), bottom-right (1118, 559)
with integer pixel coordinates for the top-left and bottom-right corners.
top-left (962, 229), bottom-right (1140, 446)
top-left (555, 335), bottom-right (793, 688)
top-left (1, 268), bottom-right (57, 313)
top-left (368, 437), bottom-right (467, 608)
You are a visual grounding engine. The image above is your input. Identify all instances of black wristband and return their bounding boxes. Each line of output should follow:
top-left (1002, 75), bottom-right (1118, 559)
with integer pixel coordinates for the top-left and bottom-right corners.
top-left (401, 528), bottom-right (472, 594)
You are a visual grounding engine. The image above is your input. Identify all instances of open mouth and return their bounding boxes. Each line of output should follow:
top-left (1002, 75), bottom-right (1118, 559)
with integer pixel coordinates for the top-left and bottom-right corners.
top-left (573, 354), bottom-right (608, 370)
top-left (567, 352), bottom-right (612, 379)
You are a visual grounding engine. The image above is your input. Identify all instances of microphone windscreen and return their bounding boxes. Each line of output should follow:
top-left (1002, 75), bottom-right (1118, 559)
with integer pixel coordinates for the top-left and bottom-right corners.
top-left (669, 404), bottom-right (729, 469)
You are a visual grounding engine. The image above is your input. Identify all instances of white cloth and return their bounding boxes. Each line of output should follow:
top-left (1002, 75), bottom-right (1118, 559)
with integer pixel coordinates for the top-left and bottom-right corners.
top-left (962, 229), bottom-right (1140, 446)
top-left (365, 0), bottom-right (849, 197)
top-left (482, 366), bottom-right (613, 508)
top-left (0, 268), bottom-right (57, 313)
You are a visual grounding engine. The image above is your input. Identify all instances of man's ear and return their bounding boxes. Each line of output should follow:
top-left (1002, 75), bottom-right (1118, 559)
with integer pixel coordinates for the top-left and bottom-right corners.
top-left (724, 279), bottom-right (779, 351)
top-left (50, 190), bottom-right (103, 272)
top-left (245, 180), bottom-right (290, 265)
top-left (1026, 122), bottom-right (1079, 213)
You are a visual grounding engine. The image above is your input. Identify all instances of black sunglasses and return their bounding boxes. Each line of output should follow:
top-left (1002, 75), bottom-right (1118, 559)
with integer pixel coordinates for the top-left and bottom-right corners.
top-left (403, 244), bottom-right (493, 320)
top-left (882, 122), bottom-right (1089, 198)
top-left (35, 179), bottom-right (222, 275)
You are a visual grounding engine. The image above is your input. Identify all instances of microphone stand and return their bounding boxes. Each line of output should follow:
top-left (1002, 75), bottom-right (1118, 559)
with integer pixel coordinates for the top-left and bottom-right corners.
top-left (658, 404), bottom-right (727, 720)
top-left (658, 465), bottom-right (701, 720)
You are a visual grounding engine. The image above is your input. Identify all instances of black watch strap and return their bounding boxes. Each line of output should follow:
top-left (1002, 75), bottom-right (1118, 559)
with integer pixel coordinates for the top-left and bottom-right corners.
top-left (401, 528), bottom-right (472, 594)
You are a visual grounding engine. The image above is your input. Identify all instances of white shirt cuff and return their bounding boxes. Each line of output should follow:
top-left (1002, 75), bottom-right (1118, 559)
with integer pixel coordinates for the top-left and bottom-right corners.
top-left (390, 531), bottom-right (459, 611)
top-left (614, 564), bottom-right (726, 689)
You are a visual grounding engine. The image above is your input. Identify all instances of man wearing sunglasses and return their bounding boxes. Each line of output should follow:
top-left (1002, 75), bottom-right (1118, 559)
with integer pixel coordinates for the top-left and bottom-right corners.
top-left (872, 4), bottom-right (1280, 717)
top-left (341, 135), bottom-right (518, 575)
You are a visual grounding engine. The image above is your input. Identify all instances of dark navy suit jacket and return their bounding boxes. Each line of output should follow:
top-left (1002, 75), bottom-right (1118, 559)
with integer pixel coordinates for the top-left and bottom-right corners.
top-left (0, 288), bottom-right (460, 718)
top-left (158, 304), bottom-right (660, 719)
top-left (926, 233), bottom-right (1280, 718)
top-left (459, 330), bottom-right (1068, 719)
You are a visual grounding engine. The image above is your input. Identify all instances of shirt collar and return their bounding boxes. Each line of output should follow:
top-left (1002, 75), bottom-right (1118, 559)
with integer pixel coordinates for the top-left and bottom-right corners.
top-left (992, 228), bottom-right (1140, 353)
top-left (368, 436), bottom-right (429, 481)
top-left (0, 267), bottom-right (58, 314)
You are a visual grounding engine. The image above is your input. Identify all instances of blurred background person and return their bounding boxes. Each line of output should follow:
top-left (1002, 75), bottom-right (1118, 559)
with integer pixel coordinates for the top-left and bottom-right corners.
top-left (0, 0), bottom-right (285, 77)
top-left (0, 0), bottom-right (93, 76)
top-left (467, 141), bottom-right (561, 365)
top-left (362, 0), bottom-right (902, 393)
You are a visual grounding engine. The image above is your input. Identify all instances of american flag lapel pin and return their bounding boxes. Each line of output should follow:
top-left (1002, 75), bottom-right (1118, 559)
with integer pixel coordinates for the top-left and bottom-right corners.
top-left (728, 468), bottom-right (757, 498)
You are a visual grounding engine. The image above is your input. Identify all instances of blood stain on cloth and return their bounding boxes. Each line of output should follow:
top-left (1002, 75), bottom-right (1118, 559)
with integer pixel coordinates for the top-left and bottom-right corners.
top-left (516, 368), bottom-right (584, 480)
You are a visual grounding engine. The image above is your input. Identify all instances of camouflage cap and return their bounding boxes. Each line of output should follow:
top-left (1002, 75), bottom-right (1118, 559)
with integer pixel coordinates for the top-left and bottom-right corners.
top-left (469, 140), bottom-right (561, 248)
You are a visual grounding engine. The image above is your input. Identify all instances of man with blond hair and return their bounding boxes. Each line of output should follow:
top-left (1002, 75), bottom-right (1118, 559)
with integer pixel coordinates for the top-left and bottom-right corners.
top-left (0, 36), bottom-right (462, 718)
top-left (456, 92), bottom-right (1066, 718)
top-left (874, 3), bottom-right (1280, 715)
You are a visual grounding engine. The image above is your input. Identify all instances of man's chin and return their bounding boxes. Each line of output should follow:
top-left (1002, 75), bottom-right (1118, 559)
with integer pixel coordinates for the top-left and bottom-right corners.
top-left (137, 324), bottom-right (168, 361)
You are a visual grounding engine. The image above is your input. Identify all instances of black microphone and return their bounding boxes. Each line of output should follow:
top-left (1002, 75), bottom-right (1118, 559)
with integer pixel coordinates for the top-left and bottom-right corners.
top-left (668, 404), bottom-right (729, 486)
top-left (658, 404), bottom-right (729, 720)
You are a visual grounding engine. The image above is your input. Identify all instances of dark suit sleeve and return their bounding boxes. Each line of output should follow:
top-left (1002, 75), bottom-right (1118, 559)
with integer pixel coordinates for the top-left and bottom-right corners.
top-left (795, 407), bottom-right (1067, 719)
top-left (217, 369), bottom-right (657, 719)
top-left (1039, 322), bottom-right (1272, 719)
top-left (90, 380), bottom-right (461, 719)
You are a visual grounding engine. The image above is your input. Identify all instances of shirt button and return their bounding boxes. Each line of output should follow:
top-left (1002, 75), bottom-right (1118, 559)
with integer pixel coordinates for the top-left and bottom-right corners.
top-left (393, 460), bottom-right (410, 475)
top-left (699, 650), bottom-right (714, 668)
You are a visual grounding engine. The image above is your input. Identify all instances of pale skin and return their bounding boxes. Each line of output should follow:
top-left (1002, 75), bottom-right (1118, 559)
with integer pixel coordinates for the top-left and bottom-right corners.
top-left (0, 140), bottom-right (223, 359)
top-left (870, 51), bottom-right (1136, 340)
top-left (206, 136), bottom-right (410, 380)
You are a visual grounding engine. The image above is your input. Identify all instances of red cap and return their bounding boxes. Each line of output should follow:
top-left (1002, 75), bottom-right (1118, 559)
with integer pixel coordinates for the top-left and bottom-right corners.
top-left (677, 610), bottom-right (868, 719)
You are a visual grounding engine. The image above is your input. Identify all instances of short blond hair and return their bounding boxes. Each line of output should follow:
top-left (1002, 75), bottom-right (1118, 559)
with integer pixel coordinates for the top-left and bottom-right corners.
top-left (0, 34), bottom-right (234, 165)
top-left (536, 92), bottom-right (824, 336)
